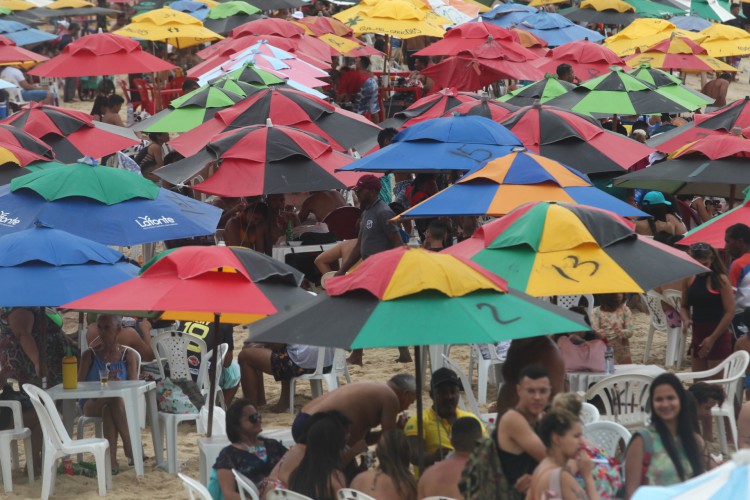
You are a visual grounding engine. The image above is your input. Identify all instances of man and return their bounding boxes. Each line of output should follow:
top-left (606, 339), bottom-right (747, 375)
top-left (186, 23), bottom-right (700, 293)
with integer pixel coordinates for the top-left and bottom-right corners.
top-left (297, 190), bottom-right (347, 223)
top-left (404, 368), bottom-right (485, 475)
top-left (423, 219), bottom-right (448, 251)
top-left (496, 364), bottom-right (550, 496)
top-left (725, 223), bottom-right (750, 335)
top-left (377, 128), bottom-right (399, 204)
top-left (556, 63), bottom-right (575, 84)
top-left (702, 73), bottom-right (732, 111)
top-left (726, 3), bottom-right (744, 30)
top-left (295, 374), bottom-right (416, 449)
top-left (417, 416), bottom-right (483, 500)
top-left (353, 56), bottom-right (380, 122)
top-left (181, 78), bottom-right (200, 94)
top-left (86, 314), bottom-right (155, 363)
top-left (180, 320), bottom-right (240, 406)
top-left (408, 56), bottom-right (434, 94)
top-left (0, 65), bottom-right (51, 103)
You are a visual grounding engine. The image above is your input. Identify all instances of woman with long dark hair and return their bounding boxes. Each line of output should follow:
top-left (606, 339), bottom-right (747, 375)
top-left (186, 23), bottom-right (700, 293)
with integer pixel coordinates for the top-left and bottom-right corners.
top-left (624, 373), bottom-right (705, 498)
top-left (288, 415), bottom-right (347, 500)
top-left (635, 192), bottom-right (686, 236)
top-left (351, 431), bottom-right (417, 500)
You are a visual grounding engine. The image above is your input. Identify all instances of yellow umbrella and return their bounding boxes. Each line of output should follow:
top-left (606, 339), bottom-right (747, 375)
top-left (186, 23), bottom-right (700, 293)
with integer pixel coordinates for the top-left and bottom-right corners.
top-left (46, 0), bottom-right (93, 8)
top-left (529, 0), bottom-right (568, 6)
top-left (333, 0), bottom-right (450, 38)
top-left (0, 0), bottom-right (35, 10)
top-left (604, 18), bottom-right (700, 56)
top-left (192, 0), bottom-right (218, 7)
top-left (698, 24), bottom-right (750, 57)
top-left (115, 7), bottom-right (222, 48)
top-left (581, 0), bottom-right (635, 12)
top-left (624, 36), bottom-right (738, 73)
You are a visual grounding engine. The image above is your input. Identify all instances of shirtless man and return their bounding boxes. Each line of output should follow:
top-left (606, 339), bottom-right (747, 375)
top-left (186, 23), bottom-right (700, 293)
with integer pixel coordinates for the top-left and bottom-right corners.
top-left (86, 315), bottom-right (155, 362)
top-left (293, 374), bottom-right (417, 449)
top-left (298, 190), bottom-right (347, 223)
top-left (417, 416), bottom-right (483, 499)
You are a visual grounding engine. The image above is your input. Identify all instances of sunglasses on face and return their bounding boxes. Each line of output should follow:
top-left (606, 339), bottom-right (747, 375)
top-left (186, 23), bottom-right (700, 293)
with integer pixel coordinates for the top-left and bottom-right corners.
top-left (247, 413), bottom-right (262, 424)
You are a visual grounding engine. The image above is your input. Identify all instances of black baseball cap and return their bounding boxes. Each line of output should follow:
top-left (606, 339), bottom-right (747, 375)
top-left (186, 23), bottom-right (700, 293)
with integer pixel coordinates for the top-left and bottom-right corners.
top-left (430, 367), bottom-right (461, 391)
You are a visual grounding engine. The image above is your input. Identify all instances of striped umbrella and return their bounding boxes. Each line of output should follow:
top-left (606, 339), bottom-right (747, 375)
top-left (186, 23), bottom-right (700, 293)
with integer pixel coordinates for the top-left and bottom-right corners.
top-left (500, 74), bottom-right (576, 106)
top-left (627, 63), bottom-right (713, 107)
top-left (624, 35), bottom-right (738, 73)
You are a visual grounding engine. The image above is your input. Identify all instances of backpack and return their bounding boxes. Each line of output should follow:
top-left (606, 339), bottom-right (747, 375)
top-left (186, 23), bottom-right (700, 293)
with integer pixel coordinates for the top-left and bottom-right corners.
top-left (459, 430), bottom-right (514, 500)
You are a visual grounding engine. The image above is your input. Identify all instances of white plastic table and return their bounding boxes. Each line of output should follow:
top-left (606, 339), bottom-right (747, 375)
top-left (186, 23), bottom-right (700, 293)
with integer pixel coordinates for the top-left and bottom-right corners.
top-left (271, 243), bottom-right (338, 263)
top-left (46, 380), bottom-right (163, 477)
top-left (566, 364), bottom-right (666, 394)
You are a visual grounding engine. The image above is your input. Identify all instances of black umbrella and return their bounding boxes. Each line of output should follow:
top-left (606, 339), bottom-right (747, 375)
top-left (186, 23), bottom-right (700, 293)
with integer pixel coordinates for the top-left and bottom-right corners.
top-left (27, 6), bottom-right (120, 18)
top-left (204, 14), bottom-right (262, 35)
top-left (247, 0), bottom-right (306, 10)
top-left (561, 6), bottom-right (638, 25)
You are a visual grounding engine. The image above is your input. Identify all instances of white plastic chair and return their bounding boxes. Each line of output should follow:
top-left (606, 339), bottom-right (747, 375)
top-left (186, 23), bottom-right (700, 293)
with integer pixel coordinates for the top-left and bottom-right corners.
top-left (288, 347), bottom-right (347, 414)
top-left (23, 384), bottom-right (111, 499)
top-left (584, 374), bottom-right (654, 429)
top-left (557, 294), bottom-right (595, 318)
top-left (675, 350), bottom-right (750, 454)
top-left (642, 290), bottom-right (685, 368)
top-left (266, 488), bottom-right (315, 499)
top-left (583, 421), bottom-right (631, 457)
top-left (580, 402), bottom-right (600, 425)
top-left (442, 354), bottom-right (498, 426)
top-left (232, 469), bottom-right (260, 500)
top-left (152, 330), bottom-right (209, 473)
top-left (338, 488), bottom-right (377, 500)
top-left (179, 472), bottom-right (212, 500)
top-left (468, 343), bottom-right (506, 404)
top-left (0, 398), bottom-right (33, 493)
top-left (422, 497), bottom-right (460, 500)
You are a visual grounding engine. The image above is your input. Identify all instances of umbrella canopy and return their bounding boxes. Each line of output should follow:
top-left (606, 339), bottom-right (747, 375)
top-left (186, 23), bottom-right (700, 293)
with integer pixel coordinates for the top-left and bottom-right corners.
top-left (603, 18), bottom-right (698, 56)
top-left (203, 1), bottom-right (260, 34)
top-left (169, 87), bottom-right (381, 157)
top-left (338, 115), bottom-right (523, 174)
top-left (293, 17), bottom-right (378, 58)
top-left (247, 0), bottom-right (306, 10)
top-left (25, 0), bottom-right (118, 18)
top-left (440, 98), bottom-right (518, 122)
top-left (382, 88), bottom-right (482, 129)
top-left (29, 33), bottom-right (177, 78)
top-left (413, 22), bottom-right (538, 60)
top-left (0, 225), bottom-right (138, 306)
top-left (0, 0), bottom-right (35, 11)
top-left (421, 53), bottom-right (545, 92)
top-left (698, 23), bottom-right (750, 57)
top-left (500, 103), bottom-right (655, 175)
top-left (0, 33), bottom-right (45, 65)
top-left (518, 11), bottom-right (605, 46)
top-left (681, 192), bottom-right (750, 249)
top-left (398, 151), bottom-right (646, 218)
top-left (293, 15), bottom-right (353, 37)
top-left (627, 63), bottom-right (713, 106)
top-left (531, 40), bottom-right (630, 82)
top-left (561, 0), bottom-right (639, 25)
top-left (0, 19), bottom-right (55, 45)
top-left (500, 74), bottom-right (577, 106)
top-left (225, 18), bottom-right (332, 66)
top-left (545, 66), bottom-right (701, 117)
top-left (332, 0), bottom-right (450, 38)
top-left (479, 2), bottom-right (537, 28)
top-left (155, 124), bottom-right (360, 197)
top-left (2, 102), bottom-right (139, 162)
top-left (444, 201), bottom-right (707, 295)
top-left (669, 14), bottom-right (713, 31)
top-left (624, 35), bottom-right (738, 73)
top-left (0, 122), bottom-right (53, 165)
top-left (115, 8), bottom-right (223, 48)
top-left (690, 0), bottom-right (733, 22)
top-left (625, 0), bottom-right (686, 17)
top-left (168, 0), bottom-right (209, 20)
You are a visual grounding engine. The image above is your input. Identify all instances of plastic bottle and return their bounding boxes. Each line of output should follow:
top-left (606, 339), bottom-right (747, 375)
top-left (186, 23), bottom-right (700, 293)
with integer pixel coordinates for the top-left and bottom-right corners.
top-left (285, 220), bottom-right (293, 244)
top-left (604, 344), bottom-right (615, 374)
top-left (62, 344), bottom-right (78, 390)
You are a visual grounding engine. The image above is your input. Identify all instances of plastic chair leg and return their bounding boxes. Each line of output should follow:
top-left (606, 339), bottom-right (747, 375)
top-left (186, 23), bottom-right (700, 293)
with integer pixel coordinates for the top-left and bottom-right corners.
top-left (716, 415), bottom-right (729, 455)
top-left (289, 379), bottom-right (296, 415)
top-left (24, 436), bottom-right (33, 484)
top-left (40, 450), bottom-right (57, 500)
top-left (478, 363), bottom-right (489, 404)
top-left (92, 445), bottom-right (110, 496)
top-left (0, 437), bottom-right (13, 493)
top-left (643, 325), bottom-right (655, 364)
top-left (166, 418), bottom-right (179, 474)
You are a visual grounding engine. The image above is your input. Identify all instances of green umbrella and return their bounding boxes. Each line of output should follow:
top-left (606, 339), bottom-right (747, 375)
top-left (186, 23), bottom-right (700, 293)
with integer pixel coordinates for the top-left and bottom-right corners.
top-left (691, 0), bottom-right (732, 22)
top-left (627, 62), bottom-right (713, 107)
top-left (624, 0), bottom-right (685, 17)
top-left (225, 62), bottom-right (286, 87)
top-left (545, 66), bottom-right (701, 117)
top-left (10, 161), bottom-right (158, 205)
top-left (204, 1), bottom-right (262, 35)
top-left (499, 73), bottom-right (577, 107)
top-left (210, 75), bottom-right (270, 95)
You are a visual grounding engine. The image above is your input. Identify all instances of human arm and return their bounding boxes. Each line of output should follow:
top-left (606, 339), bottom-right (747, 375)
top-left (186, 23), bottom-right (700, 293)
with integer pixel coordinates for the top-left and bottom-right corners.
top-left (624, 434), bottom-right (644, 500)
top-left (297, 198), bottom-right (312, 224)
top-left (315, 244), bottom-right (344, 274)
top-left (388, 229), bottom-right (403, 248)
top-left (698, 275), bottom-right (735, 359)
top-left (126, 348), bottom-right (138, 381)
top-left (336, 238), bottom-right (361, 275)
top-left (562, 454), bottom-right (599, 500)
top-left (223, 217), bottom-right (243, 247)
top-left (151, 143), bottom-right (165, 168)
top-left (406, 435), bottom-right (451, 467)
top-left (690, 197), bottom-right (713, 223)
top-left (8, 308), bottom-right (40, 377)
top-left (216, 468), bottom-right (242, 500)
top-left (330, 470), bottom-right (348, 495)
top-left (621, 307), bottom-right (635, 339)
top-left (122, 327), bottom-right (155, 362)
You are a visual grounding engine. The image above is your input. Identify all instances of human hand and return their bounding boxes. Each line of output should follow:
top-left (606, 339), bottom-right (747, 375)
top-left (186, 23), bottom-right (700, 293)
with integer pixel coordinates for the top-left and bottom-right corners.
top-left (683, 318), bottom-right (693, 335)
top-left (698, 338), bottom-right (714, 359)
top-left (396, 413), bottom-right (408, 429)
top-left (577, 449), bottom-right (594, 476)
top-left (514, 474), bottom-right (532, 493)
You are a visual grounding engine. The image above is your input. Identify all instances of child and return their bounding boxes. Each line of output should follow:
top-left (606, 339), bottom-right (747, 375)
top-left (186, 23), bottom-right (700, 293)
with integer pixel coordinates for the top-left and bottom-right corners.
top-left (591, 293), bottom-right (634, 364)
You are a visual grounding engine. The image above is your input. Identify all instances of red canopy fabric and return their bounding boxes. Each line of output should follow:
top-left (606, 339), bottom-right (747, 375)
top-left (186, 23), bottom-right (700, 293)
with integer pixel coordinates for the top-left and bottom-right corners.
top-left (415, 23), bottom-right (535, 58)
top-left (422, 51), bottom-right (544, 92)
top-left (0, 35), bottom-right (47, 65)
top-left (531, 40), bottom-right (629, 82)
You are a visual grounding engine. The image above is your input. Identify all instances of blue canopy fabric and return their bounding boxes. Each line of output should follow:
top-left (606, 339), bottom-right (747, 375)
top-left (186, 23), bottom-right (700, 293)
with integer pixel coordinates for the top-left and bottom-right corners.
top-left (669, 15), bottom-right (713, 31)
top-left (168, 1), bottom-right (209, 20)
top-left (0, 20), bottom-right (56, 46)
top-left (479, 4), bottom-right (536, 27)
top-left (519, 12), bottom-right (605, 45)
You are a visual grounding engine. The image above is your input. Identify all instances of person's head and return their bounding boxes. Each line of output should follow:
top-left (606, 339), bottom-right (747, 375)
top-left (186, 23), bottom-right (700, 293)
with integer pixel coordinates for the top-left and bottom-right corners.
top-left (147, 132), bottom-right (170, 145)
top-left (430, 367), bottom-right (461, 418)
top-left (538, 409), bottom-right (582, 460)
top-left (689, 241), bottom-right (726, 290)
top-left (266, 193), bottom-right (286, 213)
top-left (556, 63), bottom-right (574, 83)
top-left (351, 174), bottom-right (382, 207)
top-left (182, 78), bottom-right (200, 93)
top-left (297, 410), bottom-right (350, 444)
top-left (516, 364), bottom-right (551, 416)
top-left (106, 94), bottom-right (124, 114)
top-left (374, 37), bottom-right (386, 53)
top-left (687, 382), bottom-right (725, 420)
top-left (640, 191), bottom-right (671, 220)
top-left (731, 2), bottom-right (740, 14)
top-left (388, 373), bottom-right (417, 412)
top-left (598, 293), bottom-right (624, 312)
top-left (288, 414), bottom-right (348, 499)
top-left (378, 127), bottom-right (398, 148)
top-left (414, 56), bottom-right (429, 71)
top-left (631, 129), bottom-right (647, 143)
top-left (550, 392), bottom-right (582, 417)
top-left (69, 22), bottom-right (80, 35)
top-left (356, 56), bottom-right (371, 71)
top-left (451, 416), bottom-right (483, 454)
top-left (375, 431), bottom-right (417, 498)
top-left (225, 398), bottom-right (262, 443)
top-left (425, 219), bottom-right (447, 247)
top-left (413, 173), bottom-right (438, 197)
top-left (241, 201), bottom-right (268, 227)
top-left (720, 72), bottom-right (732, 82)
top-left (95, 314), bottom-right (122, 345)
top-left (725, 223), bottom-right (750, 259)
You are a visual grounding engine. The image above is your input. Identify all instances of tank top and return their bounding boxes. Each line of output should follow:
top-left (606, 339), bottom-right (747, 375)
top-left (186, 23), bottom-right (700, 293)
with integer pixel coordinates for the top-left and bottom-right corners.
top-left (84, 347), bottom-right (128, 382)
top-left (687, 274), bottom-right (725, 323)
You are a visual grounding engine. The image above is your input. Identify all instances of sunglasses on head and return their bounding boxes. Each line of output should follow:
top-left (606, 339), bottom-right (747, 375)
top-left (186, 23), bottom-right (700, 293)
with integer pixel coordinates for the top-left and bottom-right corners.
top-left (247, 413), bottom-right (262, 424)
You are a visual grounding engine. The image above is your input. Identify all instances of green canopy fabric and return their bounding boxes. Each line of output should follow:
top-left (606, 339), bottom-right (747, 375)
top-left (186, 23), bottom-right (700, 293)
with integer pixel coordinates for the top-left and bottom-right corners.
top-left (627, 63), bottom-right (713, 107)
top-left (624, 0), bottom-right (685, 17)
top-left (207, 1), bottom-right (260, 18)
top-left (691, 0), bottom-right (733, 22)
top-left (499, 73), bottom-right (577, 106)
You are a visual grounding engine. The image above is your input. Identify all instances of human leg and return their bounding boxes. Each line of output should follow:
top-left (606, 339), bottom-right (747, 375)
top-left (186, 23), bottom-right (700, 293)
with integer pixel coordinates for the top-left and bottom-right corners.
top-left (219, 361), bottom-right (241, 406)
top-left (238, 346), bottom-right (274, 406)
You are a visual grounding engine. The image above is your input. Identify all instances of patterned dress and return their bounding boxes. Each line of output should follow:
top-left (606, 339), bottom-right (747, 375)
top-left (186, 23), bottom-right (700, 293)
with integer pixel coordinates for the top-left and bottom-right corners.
top-left (591, 305), bottom-right (634, 364)
top-left (641, 426), bottom-right (693, 487)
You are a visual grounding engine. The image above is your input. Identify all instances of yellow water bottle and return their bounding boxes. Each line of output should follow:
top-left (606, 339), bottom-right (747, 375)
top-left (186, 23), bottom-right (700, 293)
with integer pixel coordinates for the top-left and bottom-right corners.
top-left (62, 345), bottom-right (78, 390)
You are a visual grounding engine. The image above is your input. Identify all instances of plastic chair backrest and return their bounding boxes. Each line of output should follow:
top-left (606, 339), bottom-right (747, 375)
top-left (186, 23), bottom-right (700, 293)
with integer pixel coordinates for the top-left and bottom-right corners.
top-left (322, 206), bottom-right (360, 240)
top-left (232, 469), bottom-right (260, 500)
top-left (22, 384), bottom-right (70, 448)
top-left (583, 421), bottom-right (631, 457)
top-left (266, 488), bottom-right (315, 499)
top-left (643, 291), bottom-right (669, 330)
top-left (122, 345), bottom-right (142, 377)
top-left (332, 348), bottom-right (348, 375)
top-left (152, 330), bottom-right (208, 382)
top-left (581, 402), bottom-right (600, 425)
top-left (584, 374), bottom-right (654, 428)
top-left (557, 295), bottom-right (583, 309)
top-left (132, 78), bottom-right (154, 114)
top-left (178, 473), bottom-right (212, 500)
top-left (203, 342), bottom-right (229, 394)
top-left (301, 347), bottom-right (333, 378)
top-left (338, 488), bottom-right (377, 500)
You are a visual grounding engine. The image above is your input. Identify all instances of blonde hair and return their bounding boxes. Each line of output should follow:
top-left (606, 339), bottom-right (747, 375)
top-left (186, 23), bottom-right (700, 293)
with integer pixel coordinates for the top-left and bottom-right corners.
top-left (551, 392), bottom-right (582, 417)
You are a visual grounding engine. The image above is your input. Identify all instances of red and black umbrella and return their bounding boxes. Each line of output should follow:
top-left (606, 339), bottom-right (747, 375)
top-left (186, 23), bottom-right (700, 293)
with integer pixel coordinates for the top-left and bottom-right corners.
top-left (156, 124), bottom-right (362, 197)
top-left (2, 103), bottom-right (139, 162)
top-left (441, 97), bottom-right (518, 122)
top-left (531, 40), bottom-right (630, 82)
top-left (501, 103), bottom-right (654, 175)
top-left (169, 87), bottom-right (381, 157)
top-left (0, 123), bottom-right (54, 164)
top-left (383, 88), bottom-right (482, 129)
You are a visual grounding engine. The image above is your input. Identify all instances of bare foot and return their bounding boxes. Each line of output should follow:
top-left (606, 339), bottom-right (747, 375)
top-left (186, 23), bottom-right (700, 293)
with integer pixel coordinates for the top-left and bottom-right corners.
top-left (347, 355), bottom-right (363, 366)
top-left (267, 402), bottom-right (289, 414)
top-left (395, 355), bottom-right (413, 363)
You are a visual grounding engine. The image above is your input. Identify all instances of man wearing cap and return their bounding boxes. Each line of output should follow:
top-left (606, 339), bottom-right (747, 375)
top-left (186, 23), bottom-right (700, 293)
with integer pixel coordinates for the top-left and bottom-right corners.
top-left (404, 368), bottom-right (485, 476)
top-left (635, 191), bottom-right (686, 236)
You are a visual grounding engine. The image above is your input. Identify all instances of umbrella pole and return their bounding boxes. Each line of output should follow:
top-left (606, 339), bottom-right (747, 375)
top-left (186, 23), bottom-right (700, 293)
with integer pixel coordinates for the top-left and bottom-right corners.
top-left (413, 345), bottom-right (424, 473)
top-left (206, 312), bottom-right (220, 437)
top-left (729, 184), bottom-right (736, 210)
top-left (40, 309), bottom-right (48, 389)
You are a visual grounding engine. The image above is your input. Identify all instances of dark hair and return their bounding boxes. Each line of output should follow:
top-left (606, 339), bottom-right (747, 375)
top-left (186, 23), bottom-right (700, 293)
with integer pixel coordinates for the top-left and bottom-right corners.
top-left (244, 201), bottom-right (269, 222)
top-left (688, 382), bottom-right (725, 407)
top-left (389, 201), bottom-right (406, 215)
top-left (288, 416), bottom-right (347, 500)
top-left (297, 410), bottom-right (350, 445)
top-left (106, 94), bottom-right (124, 108)
top-left (726, 223), bottom-right (750, 244)
top-left (641, 202), bottom-right (670, 222)
top-left (720, 73), bottom-right (732, 81)
top-left (375, 431), bottom-right (417, 499)
top-left (556, 63), bottom-right (573, 79)
top-left (427, 219), bottom-right (448, 241)
top-left (413, 173), bottom-right (436, 191)
top-left (97, 78), bottom-right (115, 97)
top-left (163, 151), bottom-right (185, 166)
top-left (538, 408), bottom-right (579, 448)
top-left (451, 416), bottom-right (483, 452)
top-left (374, 37), bottom-right (386, 52)
top-left (648, 373), bottom-right (704, 480)
top-left (415, 56), bottom-right (430, 66)
top-left (182, 78), bottom-right (200, 93)
top-left (225, 398), bottom-right (255, 443)
top-left (377, 127), bottom-right (398, 148)
top-left (90, 95), bottom-right (109, 117)
top-left (357, 56), bottom-right (371, 69)
top-left (598, 293), bottom-right (624, 313)
top-left (689, 242), bottom-right (727, 290)
top-left (518, 364), bottom-right (549, 383)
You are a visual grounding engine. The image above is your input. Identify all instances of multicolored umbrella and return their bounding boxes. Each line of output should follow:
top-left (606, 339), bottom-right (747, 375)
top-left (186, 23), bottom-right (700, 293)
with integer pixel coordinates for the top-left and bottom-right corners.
top-left (440, 98), bottom-right (518, 122)
top-left (115, 7), bottom-right (223, 48)
top-left (25, 0), bottom-right (118, 18)
top-left (0, 19), bottom-right (55, 46)
top-left (155, 124), bottom-right (359, 197)
top-left (500, 103), bottom-right (654, 175)
top-left (339, 115), bottom-right (523, 174)
top-left (500, 74), bottom-right (576, 106)
top-left (690, 0), bottom-right (734, 22)
top-left (203, 1), bottom-right (261, 34)
top-left (444, 201), bottom-right (707, 295)
top-left (681, 191), bottom-right (750, 249)
top-left (382, 88), bottom-right (481, 129)
top-left (0, 33), bottom-right (45, 66)
top-left (398, 151), bottom-right (646, 218)
top-left (167, 0), bottom-right (210, 21)
top-left (624, 35), bottom-right (738, 73)
top-left (530, 40), bottom-right (630, 82)
top-left (560, 0), bottom-right (639, 25)
top-left (698, 23), bottom-right (750, 57)
top-left (518, 11), bottom-right (605, 46)
top-left (603, 18), bottom-right (699, 56)
top-left (627, 63), bottom-right (713, 107)
top-left (168, 87), bottom-right (381, 157)
top-left (414, 22), bottom-right (538, 60)
top-left (332, 0), bottom-right (450, 39)
top-left (0, 122), bottom-right (53, 165)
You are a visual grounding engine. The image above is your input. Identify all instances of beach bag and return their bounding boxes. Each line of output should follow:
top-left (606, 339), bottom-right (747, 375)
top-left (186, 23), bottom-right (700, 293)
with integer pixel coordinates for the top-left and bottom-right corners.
top-left (558, 336), bottom-right (606, 372)
top-left (156, 378), bottom-right (204, 414)
top-left (459, 431), bottom-right (514, 500)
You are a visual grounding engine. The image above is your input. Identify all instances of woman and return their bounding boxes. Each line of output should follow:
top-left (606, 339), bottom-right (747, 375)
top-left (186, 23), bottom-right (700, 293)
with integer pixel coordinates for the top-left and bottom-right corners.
top-left (135, 132), bottom-right (170, 182)
top-left (350, 431), bottom-right (417, 500)
top-left (224, 202), bottom-right (268, 251)
top-left (635, 192), bottom-right (687, 236)
top-left (624, 373), bottom-right (705, 499)
top-left (528, 407), bottom-right (600, 500)
top-left (78, 314), bottom-right (138, 474)
top-left (288, 416), bottom-right (348, 500)
top-left (208, 399), bottom-right (287, 500)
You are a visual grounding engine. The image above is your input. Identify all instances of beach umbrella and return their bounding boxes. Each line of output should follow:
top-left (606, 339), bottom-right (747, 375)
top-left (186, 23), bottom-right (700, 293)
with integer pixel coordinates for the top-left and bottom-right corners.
top-left (613, 135), bottom-right (750, 199)
top-left (428, 0), bottom-right (474, 27)
top-left (625, 0), bottom-right (686, 17)
top-left (292, 15), bottom-right (380, 57)
top-left (168, 0), bottom-right (209, 20)
top-left (382, 88), bottom-right (482, 129)
top-left (0, 122), bottom-right (53, 164)
top-left (203, 1), bottom-right (260, 34)
top-left (544, 66), bottom-right (701, 117)
top-left (479, 2), bottom-right (537, 28)
top-left (168, 87), bottom-right (381, 157)
top-left (339, 115), bottom-right (523, 174)
top-left (225, 18), bottom-right (332, 65)
top-left (0, 0), bottom-right (35, 10)
top-left (517, 11), bottom-right (605, 46)
top-left (627, 63), bottom-right (713, 107)
top-left (690, 0), bottom-right (733, 22)
top-left (530, 40), bottom-right (630, 82)
top-left (332, 0), bottom-right (450, 39)
top-left (0, 19), bottom-right (55, 45)
top-left (0, 34), bottom-right (45, 66)
top-left (155, 124), bottom-right (360, 197)
top-left (420, 51), bottom-right (545, 92)
top-left (440, 98), bottom-right (518, 122)
top-left (698, 23), bottom-right (750, 57)
top-left (669, 14), bottom-right (713, 31)
top-left (1, 102), bottom-right (139, 162)
top-left (115, 8), bottom-right (222, 48)
top-left (603, 18), bottom-right (698, 56)
top-left (444, 201), bottom-right (707, 295)
top-left (28, 33), bottom-right (177, 78)
top-left (398, 151), bottom-right (646, 218)
top-left (509, 27), bottom-right (549, 57)
top-left (25, 0), bottom-right (118, 18)
top-left (681, 191), bottom-right (750, 249)
top-left (247, 0), bottom-right (305, 10)
top-left (561, 0), bottom-right (639, 25)
top-left (623, 35), bottom-right (738, 73)
top-left (414, 22), bottom-right (538, 60)
top-left (499, 74), bottom-right (576, 106)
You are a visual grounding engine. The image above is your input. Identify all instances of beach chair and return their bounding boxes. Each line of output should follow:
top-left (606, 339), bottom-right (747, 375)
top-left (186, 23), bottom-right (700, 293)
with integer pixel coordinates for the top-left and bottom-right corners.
top-left (468, 343), bottom-right (507, 404)
top-left (338, 488), bottom-right (377, 499)
top-left (583, 421), bottom-right (631, 457)
top-left (179, 473), bottom-right (212, 500)
top-left (556, 294), bottom-right (595, 318)
top-left (584, 373), bottom-right (654, 430)
top-left (0, 396), bottom-right (33, 493)
top-left (266, 489), bottom-right (315, 499)
top-left (580, 402), bottom-right (600, 425)
top-left (675, 350), bottom-right (750, 454)
top-left (232, 469), bottom-right (260, 500)
top-left (23, 384), bottom-right (111, 499)
top-left (322, 206), bottom-right (360, 240)
top-left (289, 348), bottom-right (350, 414)
top-left (642, 290), bottom-right (685, 368)
top-left (442, 354), bottom-right (498, 426)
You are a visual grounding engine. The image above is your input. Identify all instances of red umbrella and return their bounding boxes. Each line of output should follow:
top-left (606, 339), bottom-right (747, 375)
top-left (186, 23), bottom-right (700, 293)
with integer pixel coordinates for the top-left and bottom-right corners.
top-left (0, 123), bottom-right (54, 165)
top-left (0, 35), bottom-right (47, 66)
top-left (441, 98), bottom-right (518, 122)
top-left (415, 23), bottom-right (537, 60)
top-left (386, 88), bottom-right (482, 129)
top-left (2, 102), bottom-right (139, 163)
top-left (681, 197), bottom-right (750, 249)
top-left (29, 33), bottom-right (176, 78)
top-left (293, 16), bottom-right (353, 37)
top-left (511, 27), bottom-right (549, 57)
top-left (531, 40), bottom-right (630, 82)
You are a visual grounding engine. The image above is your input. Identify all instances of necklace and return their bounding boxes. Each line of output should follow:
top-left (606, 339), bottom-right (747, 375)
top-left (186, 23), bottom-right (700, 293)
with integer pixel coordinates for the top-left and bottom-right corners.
top-left (244, 441), bottom-right (267, 461)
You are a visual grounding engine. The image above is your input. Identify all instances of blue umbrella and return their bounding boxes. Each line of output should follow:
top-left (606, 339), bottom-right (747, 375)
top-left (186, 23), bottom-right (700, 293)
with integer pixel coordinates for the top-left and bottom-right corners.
top-left (0, 20), bottom-right (56, 46)
top-left (338, 115), bottom-right (523, 174)
top-left (0, 185), bottom-right (221, 246)
top-left (0, 226), bottom-right (138, 306)
top-left (519, 12), bottom-right (605, 46)
top-left (167, 1), bottom-right (209, 20)
top-left (669, 14), bottom-right (714, 31)
top-left (479, 3), bottom-right (537, 27)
